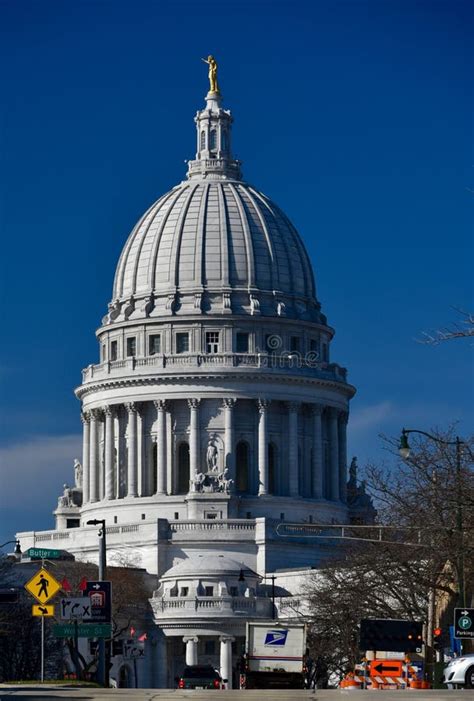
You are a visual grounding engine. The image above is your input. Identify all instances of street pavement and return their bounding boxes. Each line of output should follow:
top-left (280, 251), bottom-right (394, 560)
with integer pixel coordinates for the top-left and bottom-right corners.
top-left (0, 687), bottom-right (468, 700)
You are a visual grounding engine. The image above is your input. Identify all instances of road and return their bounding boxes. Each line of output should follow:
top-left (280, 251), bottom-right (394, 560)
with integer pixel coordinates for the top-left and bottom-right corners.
top-left (0, 687), bottom-right (467, 701)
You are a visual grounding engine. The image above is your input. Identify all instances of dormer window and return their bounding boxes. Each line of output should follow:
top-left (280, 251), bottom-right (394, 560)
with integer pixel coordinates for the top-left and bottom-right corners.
top-left (149, 334), bottom-right (161, 355)
top-left (206, 331), bottom-right (219, 353)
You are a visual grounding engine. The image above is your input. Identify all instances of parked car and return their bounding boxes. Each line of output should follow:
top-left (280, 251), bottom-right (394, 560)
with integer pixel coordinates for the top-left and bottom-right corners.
top-left (177, 665), bottom-right (225, 689)
top-left (442, 654), bottom-right (474, 689)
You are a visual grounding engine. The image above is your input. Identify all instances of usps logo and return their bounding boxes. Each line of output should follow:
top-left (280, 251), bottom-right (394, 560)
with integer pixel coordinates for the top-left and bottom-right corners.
top-left (264, 629), bottom-right (289, 646)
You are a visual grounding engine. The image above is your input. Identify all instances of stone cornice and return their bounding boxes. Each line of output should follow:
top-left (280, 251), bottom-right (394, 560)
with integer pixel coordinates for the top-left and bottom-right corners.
top-left (76, 372), bottom-right (356, 401)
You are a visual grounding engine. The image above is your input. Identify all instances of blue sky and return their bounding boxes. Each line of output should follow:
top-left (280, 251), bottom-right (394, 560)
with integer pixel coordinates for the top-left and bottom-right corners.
top-left (0, 0), bottom-right (472, 544)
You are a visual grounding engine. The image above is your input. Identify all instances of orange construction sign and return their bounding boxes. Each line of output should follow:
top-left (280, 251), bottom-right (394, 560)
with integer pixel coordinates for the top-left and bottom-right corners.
top-left (369, 659), bottom-right (403, 678)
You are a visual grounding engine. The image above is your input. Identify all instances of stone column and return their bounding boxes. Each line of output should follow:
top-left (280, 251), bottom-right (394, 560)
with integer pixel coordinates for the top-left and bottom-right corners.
top-left (104, 406), bottom-right (115, 500)
top-left (311, 404), bottom-right (323, 498)
top-left (257, 399), bottom-right (270, 496)
top-left (338, 411), bottom-right (348, 503)
top-left (188, 399), bottom-right (200, 484)
top-left (328, 407), bottom-right (340, 501)
top-left (223, 398), bottom-right (236, 487)
top-left (81, 412), bottom-right (90, 504)
top-left (183, 636), bottom-right (198, 666)
top-left (126, 402), bottom-right (138, 498)
top-left (219, 635), bottom-right (235, 689)
top-left (137, 404), bottom-right (145, 497)
top-left (89, 409), bottom-right (100, 503)
top-left (154, 400), bottom-right (167, 495)
top-left (288, 402), bottom-right (299, 497)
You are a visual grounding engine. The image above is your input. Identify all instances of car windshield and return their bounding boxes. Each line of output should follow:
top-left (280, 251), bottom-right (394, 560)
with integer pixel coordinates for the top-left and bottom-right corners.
top-left (183, 666), bottom-right (219, 678)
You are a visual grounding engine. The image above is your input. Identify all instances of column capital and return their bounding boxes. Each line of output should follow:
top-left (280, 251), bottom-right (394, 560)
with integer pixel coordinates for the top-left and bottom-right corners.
top-left (187, 398), bottom-right (201, 410)
top-left (257, 398), bottom-right (270, 413)
top-left (80, 411), bottom-right (90, 424)
top-left (285, 401), bottom-right (300, 412)
top-left (125, 402), bottom-right (139, 415)
top-left (103, 405), bottom-right (116, 419)
top-left (219, 635), bottom-right (235, 643)
top-left (154, 399), bottom-right (168, 411)
top-left (182, 636), bottom-right (199, 643)
top-left (89, 408), bottom-right (102, 421)
top-left (222, 398), bottom-right (237, 409)
top-left (310, 403), bottom-right (323, 417)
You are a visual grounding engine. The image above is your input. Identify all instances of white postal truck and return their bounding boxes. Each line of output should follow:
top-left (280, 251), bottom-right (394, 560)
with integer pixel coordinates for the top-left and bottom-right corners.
top-left (243, 621), bottom-right (306, 689)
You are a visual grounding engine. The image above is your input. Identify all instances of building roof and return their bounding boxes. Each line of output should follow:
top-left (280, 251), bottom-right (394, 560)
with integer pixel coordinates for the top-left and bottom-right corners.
top-left (160, 554), bottom-right (259, 580)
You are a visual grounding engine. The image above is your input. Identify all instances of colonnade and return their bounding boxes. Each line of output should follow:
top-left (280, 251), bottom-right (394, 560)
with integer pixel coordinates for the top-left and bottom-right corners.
top-left (80, 399), bottom-right (348, 505)
top-left (182, 635), bottom-right (234, 688)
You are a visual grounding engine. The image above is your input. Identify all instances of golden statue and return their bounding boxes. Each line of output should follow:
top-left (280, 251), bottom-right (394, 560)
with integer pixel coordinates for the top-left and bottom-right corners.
top-left (201, 55), bottom-right (220, 94)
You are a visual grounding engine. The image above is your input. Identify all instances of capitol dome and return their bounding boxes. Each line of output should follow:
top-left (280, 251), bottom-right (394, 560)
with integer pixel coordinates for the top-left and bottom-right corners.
top-left (19, 65), bottom-right (358, 690)
top-left (113, 180), bottom-right (316, 307)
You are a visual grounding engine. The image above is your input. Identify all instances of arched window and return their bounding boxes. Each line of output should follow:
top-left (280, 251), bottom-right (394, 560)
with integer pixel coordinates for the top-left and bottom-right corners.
top-left (268, 443), bottom-right (276, 494)
top-left (236, 441), bottom-right (249, 493)
top-left (210, 129), bottom-right (217, 151)
top-left (221, 129), bottom-right (228, 152)
top-left (177, 442), bottom-right (190, 494)
top-left (200, 130), bottom-right (206, 151)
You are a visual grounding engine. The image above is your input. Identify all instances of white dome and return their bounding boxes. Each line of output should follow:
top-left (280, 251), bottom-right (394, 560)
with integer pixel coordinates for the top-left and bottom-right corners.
top-left (113, 181), bottom-right (316, 305)
top-left (161, 554), bottom-right (258, 579)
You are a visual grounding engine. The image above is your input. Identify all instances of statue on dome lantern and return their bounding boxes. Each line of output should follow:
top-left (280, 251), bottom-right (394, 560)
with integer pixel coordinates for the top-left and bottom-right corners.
top-left (202, 55), bottom-right (219, 94)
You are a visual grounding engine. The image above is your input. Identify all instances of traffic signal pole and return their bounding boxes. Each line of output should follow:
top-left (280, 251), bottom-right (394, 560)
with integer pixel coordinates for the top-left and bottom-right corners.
top-left (97, 525), bottom-right (107, 688)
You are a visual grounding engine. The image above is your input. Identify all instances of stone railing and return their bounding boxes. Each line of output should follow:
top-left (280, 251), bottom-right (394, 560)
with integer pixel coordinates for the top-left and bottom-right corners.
top-left (82, 353), bottom-right (348, 384)
top-left (155, 595), bottom-right (270, 617)
top-left (169, 519), bottom-right (255, 533)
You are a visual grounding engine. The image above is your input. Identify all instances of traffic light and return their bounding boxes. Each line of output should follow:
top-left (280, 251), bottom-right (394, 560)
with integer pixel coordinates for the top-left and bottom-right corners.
top-left (360, 619), bottom-right (423, 653)
top-left (433, 627), bottom-right (442, 650)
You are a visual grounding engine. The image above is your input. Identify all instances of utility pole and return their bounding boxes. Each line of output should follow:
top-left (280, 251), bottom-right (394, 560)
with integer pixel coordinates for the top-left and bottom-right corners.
top-left (87, 519), bottom-right (108, 687)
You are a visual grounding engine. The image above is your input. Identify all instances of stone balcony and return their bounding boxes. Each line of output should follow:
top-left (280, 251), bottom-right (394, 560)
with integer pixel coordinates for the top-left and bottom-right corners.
top-left (81, 352), bottom-right (348, 385)
top-left (153, 594), bottom-right (272, 619)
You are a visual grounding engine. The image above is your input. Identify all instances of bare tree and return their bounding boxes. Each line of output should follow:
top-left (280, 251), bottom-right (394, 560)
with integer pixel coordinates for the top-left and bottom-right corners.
top-left (303, 429), bottom-right (474, 681)
top-left (418, 308), bottom-right (474, 345)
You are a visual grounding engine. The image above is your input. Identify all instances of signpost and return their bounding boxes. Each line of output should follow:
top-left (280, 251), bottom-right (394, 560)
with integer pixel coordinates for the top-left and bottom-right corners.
top-left (53, 623), bottom-right (112, 638)
top-left (24, 567), bottom-right (62, 682)
top-left (454, 608), bottom-right (474, 641)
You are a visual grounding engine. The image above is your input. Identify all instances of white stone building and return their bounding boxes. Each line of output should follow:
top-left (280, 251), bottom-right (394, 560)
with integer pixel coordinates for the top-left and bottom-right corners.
top-left (18, 76), bottom-right (357, 688)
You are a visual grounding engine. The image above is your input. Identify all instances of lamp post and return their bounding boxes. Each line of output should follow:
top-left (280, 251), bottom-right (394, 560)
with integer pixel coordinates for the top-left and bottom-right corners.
top-left (398, 428), bottom-right (468, 654)
top-left (87, 519), bottom-right (108, 687)
top-left (0, 540), bottom-right (22, 561)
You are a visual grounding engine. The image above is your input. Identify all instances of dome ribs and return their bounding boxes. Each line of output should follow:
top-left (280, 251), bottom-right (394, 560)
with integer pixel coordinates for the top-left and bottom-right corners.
top-left (194, 183), bottom-right (210, 288)
top-left (227, 183), bottom-right (256, 290)
top-left (217, 184), bottom-right (230, 288)
top-left (273, 201), bottom-right (316, 301)
top-left (169, 183), bottom-right (200, 289)
top-left (238, 185), bottom-right (277, 293)
top-left (148, 187), bottom-right (188, 294)
top-left (114, 194), bottom-right (168, 299)
top-left (249, 188), bottom-right (298, 297)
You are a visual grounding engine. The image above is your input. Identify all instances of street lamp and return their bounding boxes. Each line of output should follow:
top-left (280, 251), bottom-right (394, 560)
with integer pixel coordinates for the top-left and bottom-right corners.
top-left (0, 539), bottom-right (22, 561)
top-left (86, 519), bottom-right (108, 687)
top-left (398, 428), bottom-right (469, 650)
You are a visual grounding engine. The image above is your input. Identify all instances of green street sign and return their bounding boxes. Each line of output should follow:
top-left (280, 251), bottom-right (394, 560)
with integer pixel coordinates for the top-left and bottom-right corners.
top-left (26, 547), bottom-right (62, 560)
top-left (53, 623), bottom-right (112, 638)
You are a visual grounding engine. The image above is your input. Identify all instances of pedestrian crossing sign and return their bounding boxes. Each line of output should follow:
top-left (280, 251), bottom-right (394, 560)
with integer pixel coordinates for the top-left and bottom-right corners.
top-left (25, 567), bottom-right (61, 604)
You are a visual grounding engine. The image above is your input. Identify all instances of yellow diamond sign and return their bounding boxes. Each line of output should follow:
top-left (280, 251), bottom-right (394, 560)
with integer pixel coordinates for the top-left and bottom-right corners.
top-left (25, 567), bottom-right (61, 604)
top-left (32, 604), bottom-right (55, 617)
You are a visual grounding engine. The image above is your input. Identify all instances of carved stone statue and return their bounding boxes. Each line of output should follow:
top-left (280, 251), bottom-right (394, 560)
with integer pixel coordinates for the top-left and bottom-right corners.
top-left (202, 55), bottom-right (219, 94)
top-left (190, 472), bottom-right (205, 493)
top-left (206, 439), bottom-right (219, 472)
top-left (58, 484), bottom-right (73, 508)
top-left (74, 459), bottom-right (83, 489)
